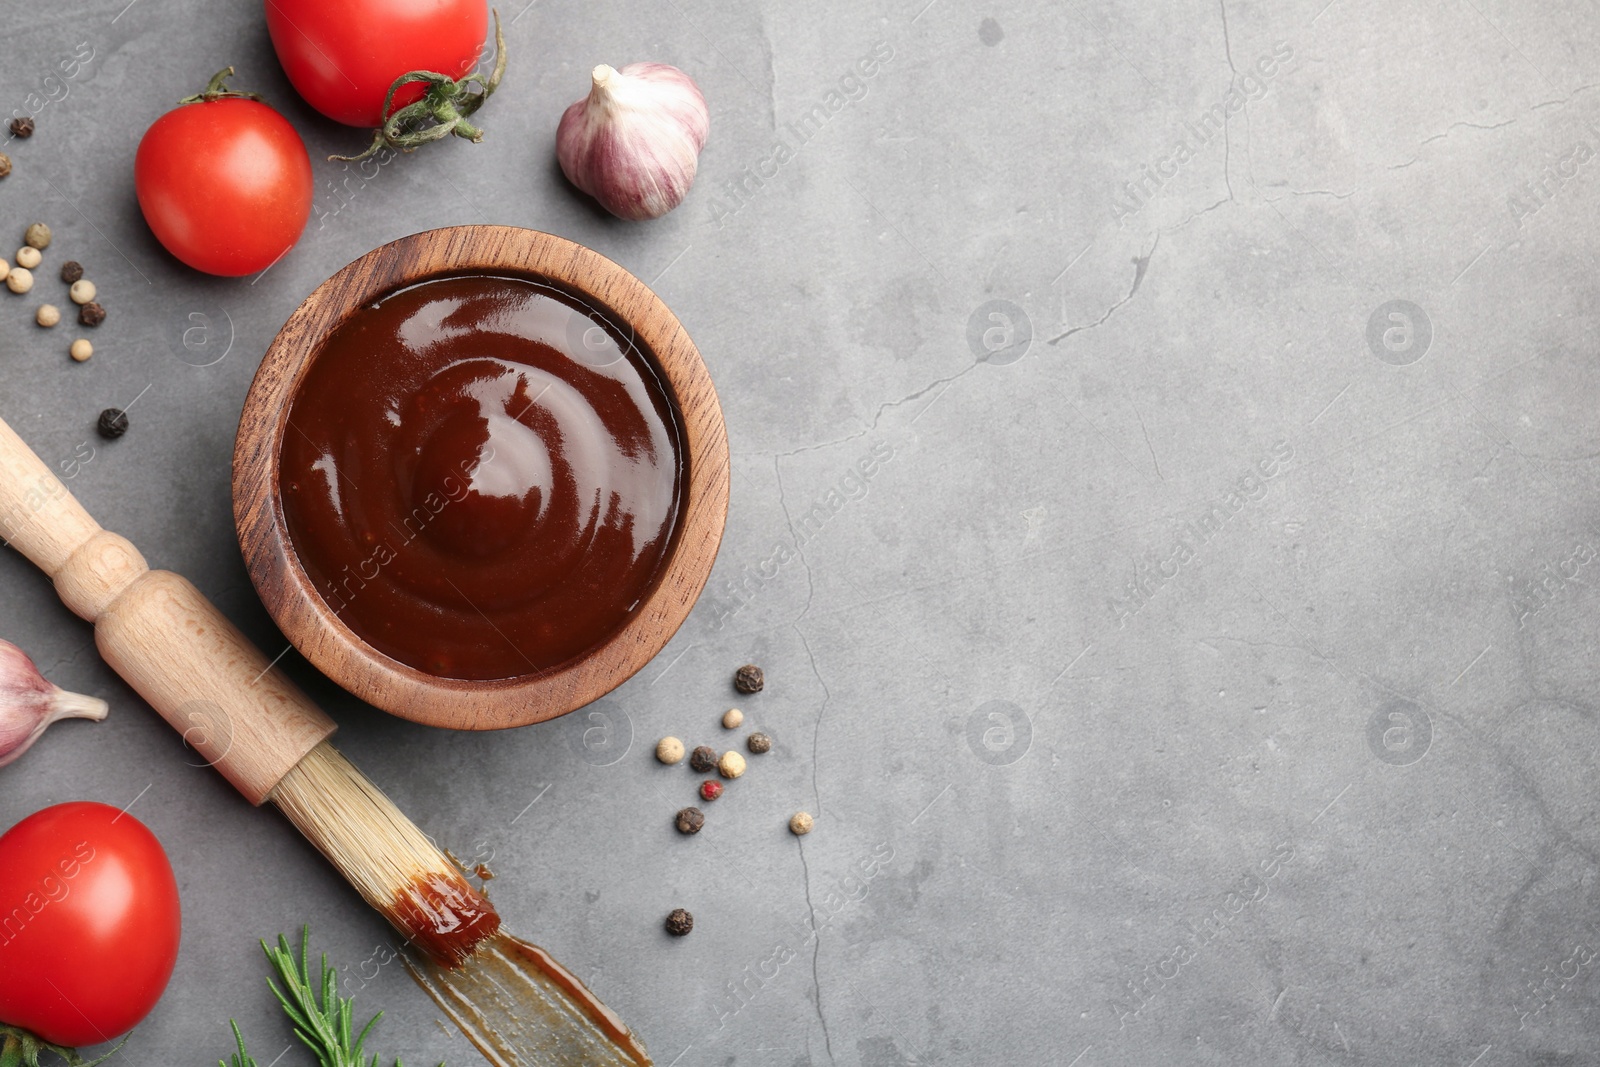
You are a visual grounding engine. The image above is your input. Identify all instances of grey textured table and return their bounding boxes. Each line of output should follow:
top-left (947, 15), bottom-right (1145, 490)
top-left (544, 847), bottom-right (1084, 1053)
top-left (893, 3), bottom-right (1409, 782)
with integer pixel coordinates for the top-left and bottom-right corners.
top-left (1, 1), bottom-right (1595, 1064)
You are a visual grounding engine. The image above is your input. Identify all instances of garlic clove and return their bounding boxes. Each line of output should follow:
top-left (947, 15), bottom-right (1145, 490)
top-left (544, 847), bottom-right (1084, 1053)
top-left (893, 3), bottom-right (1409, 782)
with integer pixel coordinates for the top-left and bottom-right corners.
top-left (0, 639), bottom-right (109, 769)
top-left (557, 62), bottom-right (710, 221)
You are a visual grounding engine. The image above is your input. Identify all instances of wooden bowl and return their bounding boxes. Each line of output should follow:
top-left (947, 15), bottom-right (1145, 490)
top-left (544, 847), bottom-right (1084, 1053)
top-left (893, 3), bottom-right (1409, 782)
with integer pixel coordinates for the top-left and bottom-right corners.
top-left (233, 226), bottom-right (729, 730)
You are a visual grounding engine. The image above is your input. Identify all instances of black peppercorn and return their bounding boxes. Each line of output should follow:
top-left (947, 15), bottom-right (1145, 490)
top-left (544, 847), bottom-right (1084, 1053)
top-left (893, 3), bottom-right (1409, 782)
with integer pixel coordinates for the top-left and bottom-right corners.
top-left (734, 664), bottom-right (764, 694)
top-left (9, 117), bottom-right (33, 139)
top-left (674, 807), bottom-right (705, 835)
top-left (664, 908), bottom-right (694, 936)
top-left (59, 260), bottom-right (83, 284)
top-left (747, 732), bottom-right (772, 754)
top-left (688, 745), bottom-right (717, 773)
top-left (97, 408), bottom-right (128, 440)
top-left (79, 301), bottom-right (106, 327)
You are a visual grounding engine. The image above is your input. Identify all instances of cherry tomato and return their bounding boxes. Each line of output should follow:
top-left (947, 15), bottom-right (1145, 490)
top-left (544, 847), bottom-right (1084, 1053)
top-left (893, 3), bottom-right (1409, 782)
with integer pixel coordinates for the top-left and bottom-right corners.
top-left (135, 76), bottom-right (313, 278)
top-left (0, 802), bottom-right (181, 1048)
top-left (265, 0), bottom-right (489, 127)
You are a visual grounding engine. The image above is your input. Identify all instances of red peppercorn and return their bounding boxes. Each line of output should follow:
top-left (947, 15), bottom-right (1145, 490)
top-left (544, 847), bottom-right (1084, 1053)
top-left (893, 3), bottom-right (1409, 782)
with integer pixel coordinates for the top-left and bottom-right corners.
top-left (699, 780), bottom-right (723, 802)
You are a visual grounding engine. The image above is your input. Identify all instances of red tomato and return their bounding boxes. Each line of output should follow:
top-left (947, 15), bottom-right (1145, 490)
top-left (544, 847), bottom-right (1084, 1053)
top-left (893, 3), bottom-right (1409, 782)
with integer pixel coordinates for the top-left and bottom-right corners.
top-left (265, 0), bottom-right (489, 127)
top-left (135, 89), bottom-right (313, 277)
top-left (0, 802), bottom-right (181, 1048)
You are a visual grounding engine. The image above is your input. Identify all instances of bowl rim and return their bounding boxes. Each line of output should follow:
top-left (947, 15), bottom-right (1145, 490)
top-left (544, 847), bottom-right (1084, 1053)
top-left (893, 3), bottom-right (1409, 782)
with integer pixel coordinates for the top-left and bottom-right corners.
top-left (233, 225), bottom-right (729, 730)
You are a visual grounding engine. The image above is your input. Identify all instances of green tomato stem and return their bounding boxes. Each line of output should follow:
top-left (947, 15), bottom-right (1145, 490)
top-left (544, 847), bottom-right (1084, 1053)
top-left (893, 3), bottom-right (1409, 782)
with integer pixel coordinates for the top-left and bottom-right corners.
top-left (178, 67), bottom-right (264, 105)
top-left (329, 8), bottom-right (506, 163)
top-left (0, 1026), bottom-right (129, 1067)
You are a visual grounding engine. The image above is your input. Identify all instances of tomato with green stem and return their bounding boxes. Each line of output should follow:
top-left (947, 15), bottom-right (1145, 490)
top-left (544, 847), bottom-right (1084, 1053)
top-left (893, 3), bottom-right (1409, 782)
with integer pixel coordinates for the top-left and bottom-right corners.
top-left (135, 67), bottom-right (313, 277)
top-left (264, 0), bottom-right (507, 161)
top-left (0, 802), bottom-right (181, 1054)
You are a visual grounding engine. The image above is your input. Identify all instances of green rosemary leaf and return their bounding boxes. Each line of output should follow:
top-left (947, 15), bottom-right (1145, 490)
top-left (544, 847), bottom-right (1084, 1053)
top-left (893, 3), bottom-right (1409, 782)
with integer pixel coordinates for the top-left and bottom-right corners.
top-left (221, 1020), bottom-right (258, 1067)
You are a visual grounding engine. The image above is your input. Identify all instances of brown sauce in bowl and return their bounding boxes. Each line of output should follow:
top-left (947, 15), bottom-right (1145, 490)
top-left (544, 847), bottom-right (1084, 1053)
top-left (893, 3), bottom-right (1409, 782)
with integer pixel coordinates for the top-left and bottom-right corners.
top-left (279, 275), bottom-right (683, 681)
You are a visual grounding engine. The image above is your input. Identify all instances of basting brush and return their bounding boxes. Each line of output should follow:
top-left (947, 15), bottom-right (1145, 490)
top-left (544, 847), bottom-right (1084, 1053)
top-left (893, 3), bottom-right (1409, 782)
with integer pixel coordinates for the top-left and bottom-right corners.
top-left (0, 414), bottom-right (651, 1065)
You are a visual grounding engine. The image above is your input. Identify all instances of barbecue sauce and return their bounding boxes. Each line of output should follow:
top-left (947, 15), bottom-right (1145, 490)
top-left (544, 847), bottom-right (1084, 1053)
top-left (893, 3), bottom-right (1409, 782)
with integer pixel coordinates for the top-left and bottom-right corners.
top-left (279, 275), bottom-right (683, 680)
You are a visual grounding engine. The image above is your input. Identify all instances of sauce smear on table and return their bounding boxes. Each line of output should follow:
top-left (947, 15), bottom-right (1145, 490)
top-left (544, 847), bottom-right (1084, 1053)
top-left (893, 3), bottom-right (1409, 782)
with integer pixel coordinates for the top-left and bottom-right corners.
top-left (406, 931), bottom-right (653, 1066)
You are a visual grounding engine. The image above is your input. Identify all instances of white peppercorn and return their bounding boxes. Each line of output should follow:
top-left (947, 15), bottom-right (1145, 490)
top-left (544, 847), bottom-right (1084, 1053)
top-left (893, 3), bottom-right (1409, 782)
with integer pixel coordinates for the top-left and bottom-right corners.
top-left (6, 267), bottom-right (33, 294)
top-left (14, 247), bottom-right (39, 270)
top-left (68, 279), bottom-right (95, 305)
top-left (34, 304), bottom-right (59, 327)
top-left (69, 339), bottom-right (92, 362)
top-left (717, 751), bottom-right (746, 780)
top-left (789, 812), bottom-right (814, 836)
top-left (722, 708), bottom-right (743, 729)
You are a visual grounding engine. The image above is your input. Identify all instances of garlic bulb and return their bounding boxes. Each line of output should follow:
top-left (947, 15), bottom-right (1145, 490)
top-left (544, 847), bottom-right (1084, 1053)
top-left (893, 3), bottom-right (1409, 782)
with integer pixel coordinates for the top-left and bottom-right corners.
top-left (557, 62), bottom-right (709, 221)
top-left (0, 639), bottom-right (108, 768)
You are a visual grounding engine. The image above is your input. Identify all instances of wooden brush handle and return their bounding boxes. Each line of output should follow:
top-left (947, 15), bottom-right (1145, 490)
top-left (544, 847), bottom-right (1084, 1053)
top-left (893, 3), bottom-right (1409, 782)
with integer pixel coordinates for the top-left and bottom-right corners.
top-left (0, 415), bottom-right (335, 804)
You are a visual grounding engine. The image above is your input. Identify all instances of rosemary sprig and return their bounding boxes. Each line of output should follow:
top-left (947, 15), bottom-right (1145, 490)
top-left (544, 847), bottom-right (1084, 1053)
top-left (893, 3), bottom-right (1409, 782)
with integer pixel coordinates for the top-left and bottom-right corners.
top-left (223, 928), bottom-right (440, 1067)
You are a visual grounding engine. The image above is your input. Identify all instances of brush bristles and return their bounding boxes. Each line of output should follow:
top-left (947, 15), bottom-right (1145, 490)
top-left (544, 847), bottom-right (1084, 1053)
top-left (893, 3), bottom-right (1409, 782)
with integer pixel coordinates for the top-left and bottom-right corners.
top-left (269, 740), bottom-right (500, 965)
top-left (270, 740), bottom-right (448, 907)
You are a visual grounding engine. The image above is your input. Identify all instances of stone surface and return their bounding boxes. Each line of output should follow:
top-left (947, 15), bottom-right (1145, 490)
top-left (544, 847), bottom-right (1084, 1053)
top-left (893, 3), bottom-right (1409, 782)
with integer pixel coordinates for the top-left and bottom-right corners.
top-left (0, 1), bottom-right (1596, 1064)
